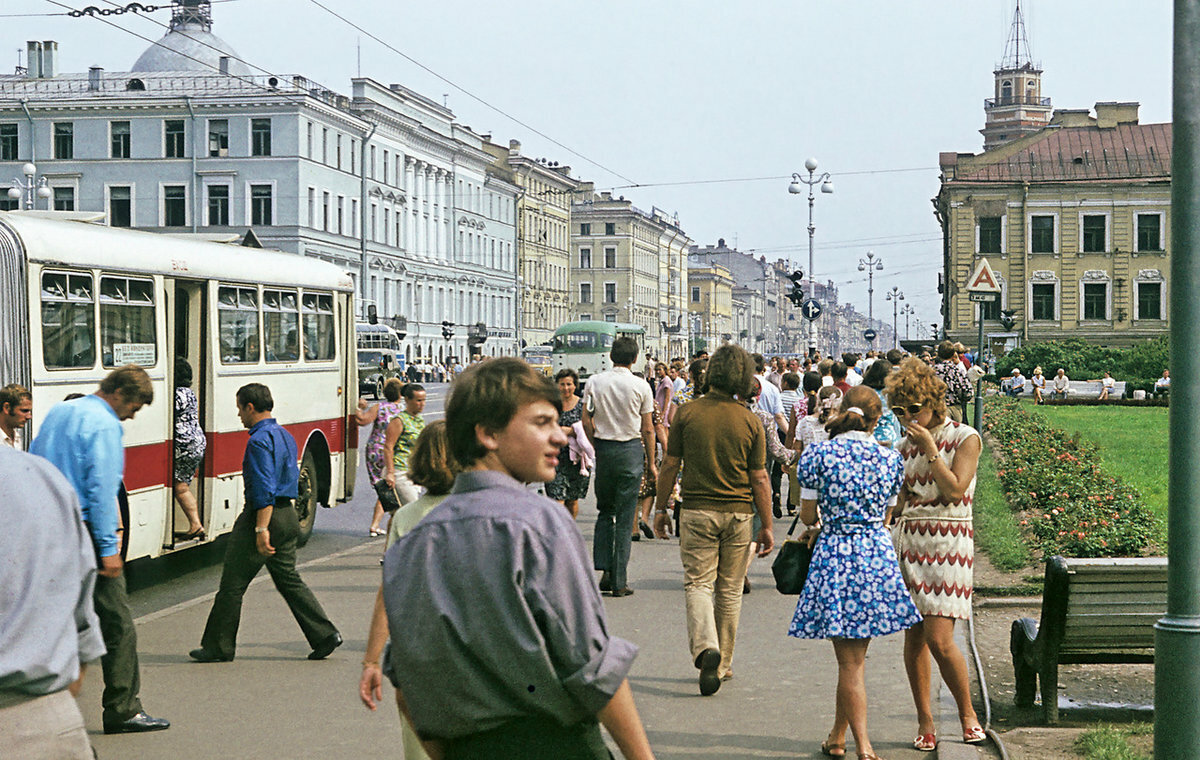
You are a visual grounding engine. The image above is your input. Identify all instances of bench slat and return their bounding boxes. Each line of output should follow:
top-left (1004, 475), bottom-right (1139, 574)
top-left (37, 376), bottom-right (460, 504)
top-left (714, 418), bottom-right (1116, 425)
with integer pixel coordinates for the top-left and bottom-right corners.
top-left (1066, 603), bottom-right (1166, 616)
top-left (1066, 558), bottom-right (1168, 571)
top-left (1063, 582), bottom-right (1168, 595)
top-left (1065, 616), bottom-right (1162, 631)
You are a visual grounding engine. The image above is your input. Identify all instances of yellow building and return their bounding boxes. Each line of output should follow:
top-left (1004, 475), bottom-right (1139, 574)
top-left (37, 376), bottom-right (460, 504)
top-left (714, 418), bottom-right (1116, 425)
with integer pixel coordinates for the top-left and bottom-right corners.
top-left (485, 139), bottom-right (581, 349)
top-left (687, 262), bottom-right (734, 353)
top-left (570, 192), bottom-right (691, 358)
top-left (937, 102), bottom-right (1170, 350)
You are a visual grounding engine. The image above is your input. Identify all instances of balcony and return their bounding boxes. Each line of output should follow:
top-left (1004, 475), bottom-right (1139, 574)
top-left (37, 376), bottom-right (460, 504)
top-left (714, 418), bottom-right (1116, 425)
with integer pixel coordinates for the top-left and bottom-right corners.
top-left (985, 95), bottom-right (1052, 109)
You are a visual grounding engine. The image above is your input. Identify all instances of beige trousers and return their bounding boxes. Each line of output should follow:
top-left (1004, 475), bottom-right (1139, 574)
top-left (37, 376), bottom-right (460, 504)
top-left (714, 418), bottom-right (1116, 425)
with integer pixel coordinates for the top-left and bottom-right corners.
top-left (679, 509), bottom-right (753, 678)
top-left (0, 689), bottom-right (93, 760)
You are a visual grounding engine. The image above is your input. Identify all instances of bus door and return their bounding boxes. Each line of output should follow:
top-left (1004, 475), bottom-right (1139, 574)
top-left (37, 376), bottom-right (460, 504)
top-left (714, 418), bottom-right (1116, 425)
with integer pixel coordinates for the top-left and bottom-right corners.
top-left (341, 292), bottom-right (358, 500)
top-left (168, 279), bottom-right (208, 544)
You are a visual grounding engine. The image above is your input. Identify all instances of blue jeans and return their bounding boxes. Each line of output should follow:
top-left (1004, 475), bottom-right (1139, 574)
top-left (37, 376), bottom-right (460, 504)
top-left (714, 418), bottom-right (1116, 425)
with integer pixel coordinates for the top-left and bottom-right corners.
top-left (592, 438), bottom-right (645, 592)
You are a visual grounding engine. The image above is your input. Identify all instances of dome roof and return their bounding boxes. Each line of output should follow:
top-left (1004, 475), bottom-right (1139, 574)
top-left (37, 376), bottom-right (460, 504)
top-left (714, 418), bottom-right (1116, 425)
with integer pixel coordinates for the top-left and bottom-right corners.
top-left (131, 22), bottom-right (252, 76)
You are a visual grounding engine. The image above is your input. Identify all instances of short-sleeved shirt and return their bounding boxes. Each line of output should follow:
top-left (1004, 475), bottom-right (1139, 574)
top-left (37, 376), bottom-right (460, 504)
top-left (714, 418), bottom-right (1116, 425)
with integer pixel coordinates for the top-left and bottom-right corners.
top-left (667, 391), bottom-right (766, 513)
top-left (754, 373), bottom-right (783, 420)
top-left (582, 367), bottom-right (653, 442)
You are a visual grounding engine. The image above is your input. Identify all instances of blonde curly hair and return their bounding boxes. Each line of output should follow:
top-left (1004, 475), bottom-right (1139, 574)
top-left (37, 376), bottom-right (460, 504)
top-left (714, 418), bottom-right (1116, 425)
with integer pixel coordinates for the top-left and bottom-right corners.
top-left (884, 357), bottom-right (948, 420)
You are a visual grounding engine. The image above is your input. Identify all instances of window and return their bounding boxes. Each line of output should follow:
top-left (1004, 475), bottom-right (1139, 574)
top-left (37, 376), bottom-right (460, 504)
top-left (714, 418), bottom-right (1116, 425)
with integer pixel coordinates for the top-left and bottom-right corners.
top-left (579, 283), bottom-right (592, 303)
top-left (53, 122), bottom-right (73, 159)
top-left (302, 293), bottom-right (335, 360)
top-left (0, 198), bottom-right (16, 212)
top-left (307, 187), bottom-right (316, 228)
top-left (0, 123), bottom-right (16, 160)
top-left (1082, 215), bottom-right (1107, 253)
top-left (580, 223), bottom-right (591, 236)
top-left (251, 118), bottom-right (271, 156)
top-left (604, 283), bottom-right (616, 303)
top-left (306, 121), bottom-right (313, 158)
top-left (579, 313), bottom-right (592, 321)
top-left (206, 185), bottom-right (229, 226)
top-left (1082, 282), bottom-right (1108, 320)
top-left (350, 139), bottom-right (357, 174)
top-left (218, 286), bottom-right (259, 363)
top-left (40, 271), bottom-right (95, 368)
top-left (1137, 282), bottom-right (1163, 320)
top-left (53, 187), bottom-right (74, 211)
top-left (250, 184), bottom-right (273, 226)
top-left (339, 196), bottom-right (346, 236)
top-left (580, 247), bottom-right (591, 268)
top-left (323, 128), bottom-right (329, 164)
top-left (99, 276), bottom-right (156, 367)
top-left (604, 247), bottom-right (616, 268)
top-left (1031, 283), bottom-right (1056, 320)
top-left (604, 314), bottom-right (616, 323)
top-left (1030, 215), bottom-right (1055, 253)
top-left (263, 289), bottom-right (300, 362)
top-left (208, 119), bottom-right (229, 157)
top-left (978, 216), bottom-right (1002, 254)
top-left (605, 222), bottom-right (615, 235)
top-left (164, 119), bottom-right (185, 158)
top-left (1137, 214), bottom-right (1162, 251)
top-left (109, 186), bottom-right (132, 228)
top-left (383, 150), bottom-right (389, 184)
top-left (691, 286), bottom-right (700, 303)
top-left (370, 145), bottom-right (376, 179)
top-left (980, 295), bottom-right (1000, 321)
top-left (163, 185), bottom-right (186, 226)
top-left (110, 121), bottom-right (131, 159)
top-left (323, 192), bottom-right (330, 231)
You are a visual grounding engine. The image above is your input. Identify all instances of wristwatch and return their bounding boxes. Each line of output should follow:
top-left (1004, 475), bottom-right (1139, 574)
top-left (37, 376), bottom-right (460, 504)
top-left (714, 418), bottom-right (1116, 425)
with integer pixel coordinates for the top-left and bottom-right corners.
top-left (255, 526), bottom-right (269, 534)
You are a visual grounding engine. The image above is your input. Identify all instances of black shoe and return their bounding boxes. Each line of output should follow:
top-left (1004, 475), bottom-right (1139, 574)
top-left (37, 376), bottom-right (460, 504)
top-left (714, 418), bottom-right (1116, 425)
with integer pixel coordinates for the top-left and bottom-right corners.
top-left (743, 576), bottom-right (751, 594)
top-left (598, 572), bottom-right (612, 592)
top-left (696, 648), bottom-right (722, 696)
top-left (639, 520), bottom-right (655, 539)
top-left (308, 632), bottom-right (343, 660)
top-left (772, 503), bottom-right (782, 519)
top-left (188, 647), bottom-right (232, 663)
top-left (610, 587), bottom-right (635, 597)
top-left (631, 533), bottom-right (641, 542)
top-left (104, 711), bottom-right (170, 734)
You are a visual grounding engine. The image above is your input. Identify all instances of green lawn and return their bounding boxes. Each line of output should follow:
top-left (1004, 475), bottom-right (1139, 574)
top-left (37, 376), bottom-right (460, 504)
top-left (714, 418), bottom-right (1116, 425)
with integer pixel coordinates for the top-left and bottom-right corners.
top-left (974, 442), bottom-right (1032, 573)
top-left (1035, 405), bottom-right (1168, 523)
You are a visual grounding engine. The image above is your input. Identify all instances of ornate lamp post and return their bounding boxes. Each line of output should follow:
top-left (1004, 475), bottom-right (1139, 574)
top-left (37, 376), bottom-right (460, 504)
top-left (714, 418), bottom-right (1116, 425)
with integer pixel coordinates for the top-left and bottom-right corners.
top-left (857, 250), bottom-right (883, 347)
top-left (788, 158), bottom-right (834, 359)
top-left (885, 287), bottom-right (904, 350)
top-left (8, 163), bottom-right (52, 210)
top-left (900, 303), bottom-right (915, 340)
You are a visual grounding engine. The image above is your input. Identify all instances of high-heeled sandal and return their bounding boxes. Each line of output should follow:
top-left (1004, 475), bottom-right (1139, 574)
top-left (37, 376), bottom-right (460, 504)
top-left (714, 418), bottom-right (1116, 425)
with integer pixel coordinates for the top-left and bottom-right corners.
top-left (963, 725), bottom-right (987, 744)
top-left (820, 739), bottom-right (845, 757)
top-left (913, 732), bottom-right (937, 752)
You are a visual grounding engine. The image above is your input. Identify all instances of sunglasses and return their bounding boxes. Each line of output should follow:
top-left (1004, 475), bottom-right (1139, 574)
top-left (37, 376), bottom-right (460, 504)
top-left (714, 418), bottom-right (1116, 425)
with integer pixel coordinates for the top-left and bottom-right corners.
top-left (891, 403), bottom-right (924, 417)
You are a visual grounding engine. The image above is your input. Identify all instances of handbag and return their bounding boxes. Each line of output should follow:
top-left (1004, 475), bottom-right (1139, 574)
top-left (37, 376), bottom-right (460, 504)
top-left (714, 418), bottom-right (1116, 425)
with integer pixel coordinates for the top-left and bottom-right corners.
top-left (772, 510), bottom-right (814, 595)
top-left (374, 479), bottom-right (403, 513)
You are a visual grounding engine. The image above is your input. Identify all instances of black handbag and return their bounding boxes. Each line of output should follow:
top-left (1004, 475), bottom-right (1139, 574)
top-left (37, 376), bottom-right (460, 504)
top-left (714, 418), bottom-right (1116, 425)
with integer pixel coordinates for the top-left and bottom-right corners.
top-left (374, 479), bottom-right (403, 513)
top-left (772, 510), bottom-right (814, 595)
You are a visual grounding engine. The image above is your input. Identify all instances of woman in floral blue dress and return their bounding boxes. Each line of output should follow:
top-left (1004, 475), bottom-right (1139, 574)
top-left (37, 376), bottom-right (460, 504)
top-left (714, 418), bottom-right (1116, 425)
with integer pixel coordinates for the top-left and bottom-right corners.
top-left (789, 385), bottom-right (922, 760)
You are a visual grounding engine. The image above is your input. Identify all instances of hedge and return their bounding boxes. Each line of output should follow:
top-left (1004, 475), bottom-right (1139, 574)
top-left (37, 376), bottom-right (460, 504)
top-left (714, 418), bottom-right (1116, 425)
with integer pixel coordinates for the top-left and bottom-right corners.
top-left (994, 336), bottom-right (1168, 398)
top-left (982, 398), bottom-right (1160, 557)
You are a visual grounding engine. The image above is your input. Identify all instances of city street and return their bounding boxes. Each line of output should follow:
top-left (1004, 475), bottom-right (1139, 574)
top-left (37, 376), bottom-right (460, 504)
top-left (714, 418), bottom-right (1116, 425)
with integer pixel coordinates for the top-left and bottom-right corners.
top-left (75, 382), bottom-right (990, 760)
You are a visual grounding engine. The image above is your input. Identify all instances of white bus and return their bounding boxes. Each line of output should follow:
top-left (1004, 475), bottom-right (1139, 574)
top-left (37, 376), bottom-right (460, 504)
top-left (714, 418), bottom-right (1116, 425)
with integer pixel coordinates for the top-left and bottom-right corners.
top-left (0, 211), bottom-right (359, 558)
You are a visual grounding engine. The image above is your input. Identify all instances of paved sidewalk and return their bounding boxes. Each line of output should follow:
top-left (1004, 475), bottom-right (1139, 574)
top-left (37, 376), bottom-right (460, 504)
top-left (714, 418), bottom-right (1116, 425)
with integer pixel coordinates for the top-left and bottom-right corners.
top-left (77, 492), bottom-right (992, 759)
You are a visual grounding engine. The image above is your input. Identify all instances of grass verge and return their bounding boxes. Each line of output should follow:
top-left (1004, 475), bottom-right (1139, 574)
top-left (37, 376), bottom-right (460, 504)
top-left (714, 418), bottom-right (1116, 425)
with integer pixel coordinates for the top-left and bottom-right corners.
top-left (1073, 723), bottom-right (1153, 760)
top-left (973, 441), bottom-right (1032, 572)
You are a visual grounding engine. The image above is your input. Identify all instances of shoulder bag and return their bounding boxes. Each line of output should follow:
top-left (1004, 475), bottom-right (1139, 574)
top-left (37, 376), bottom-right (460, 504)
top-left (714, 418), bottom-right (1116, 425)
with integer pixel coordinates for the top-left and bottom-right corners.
top-left (772, 509), bottom-right (814, 595)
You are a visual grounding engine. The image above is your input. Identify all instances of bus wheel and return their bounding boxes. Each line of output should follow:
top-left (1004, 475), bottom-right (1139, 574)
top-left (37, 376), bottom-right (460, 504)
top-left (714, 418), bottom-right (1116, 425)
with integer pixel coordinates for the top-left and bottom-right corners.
top-left (296, 449), bottom-right (319, 547)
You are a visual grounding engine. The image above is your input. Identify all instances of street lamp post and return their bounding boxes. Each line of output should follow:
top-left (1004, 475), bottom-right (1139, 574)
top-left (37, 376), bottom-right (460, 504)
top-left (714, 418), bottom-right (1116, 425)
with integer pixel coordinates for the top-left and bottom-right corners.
top-left (900, 303), bottom-right (915, 341)
top-left (7, 163), bottom-right (52, 210)
top-left (789, 158), bottom-right (834, 359)
top-left (857, 250), bottom-right (884, 348)
top-left (885, 287), bottom-right (904, 350)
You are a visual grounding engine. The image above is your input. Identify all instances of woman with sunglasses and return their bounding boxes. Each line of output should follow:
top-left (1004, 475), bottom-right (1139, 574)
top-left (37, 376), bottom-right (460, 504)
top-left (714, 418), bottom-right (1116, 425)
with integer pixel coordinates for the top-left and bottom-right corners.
top-left (885, 359), bottom-right (985, 752)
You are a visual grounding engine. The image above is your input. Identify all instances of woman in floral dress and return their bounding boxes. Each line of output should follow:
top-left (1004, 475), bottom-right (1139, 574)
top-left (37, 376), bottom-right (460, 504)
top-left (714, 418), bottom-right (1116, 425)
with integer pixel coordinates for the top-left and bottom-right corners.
top-left (790, 385), bottom-right (922, 760)
top-left (357, 378), bottom-right (405, 536)
top-left (886, 358), bottom-right (985, 752)
top-left (173, 358), bottom-right (207, 539)
top-left (545, 369), bottom-right (589, 518)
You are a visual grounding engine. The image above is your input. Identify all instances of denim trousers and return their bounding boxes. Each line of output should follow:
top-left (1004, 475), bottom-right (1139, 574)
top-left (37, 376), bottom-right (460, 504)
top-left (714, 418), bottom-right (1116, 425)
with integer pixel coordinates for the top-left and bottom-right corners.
top-left (592, 438), bottom-right (644, 591)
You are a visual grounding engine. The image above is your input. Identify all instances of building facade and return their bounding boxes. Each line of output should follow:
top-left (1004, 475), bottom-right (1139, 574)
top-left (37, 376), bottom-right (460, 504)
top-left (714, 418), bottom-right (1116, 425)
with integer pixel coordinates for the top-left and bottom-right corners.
top-left (0, 2), bottom-right (520, 362)
top-left (686, 261), bottom-right (734, 354)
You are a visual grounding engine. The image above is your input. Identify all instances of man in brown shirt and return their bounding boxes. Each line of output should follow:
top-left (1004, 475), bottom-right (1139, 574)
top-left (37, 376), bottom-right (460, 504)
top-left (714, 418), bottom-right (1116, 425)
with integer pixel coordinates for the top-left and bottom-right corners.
top-left (653, 344), bottom-right (774, 696)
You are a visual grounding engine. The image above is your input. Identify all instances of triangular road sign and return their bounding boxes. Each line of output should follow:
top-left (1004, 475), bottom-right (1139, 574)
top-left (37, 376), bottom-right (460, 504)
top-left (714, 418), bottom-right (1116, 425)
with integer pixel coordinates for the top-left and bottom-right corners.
top-left (966, 258), bottom-right (1001, 293)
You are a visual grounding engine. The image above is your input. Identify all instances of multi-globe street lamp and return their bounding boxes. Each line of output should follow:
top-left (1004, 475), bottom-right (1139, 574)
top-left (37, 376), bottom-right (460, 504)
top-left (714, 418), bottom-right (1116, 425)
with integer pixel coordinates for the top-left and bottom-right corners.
top-left (885, 287), bottom-right (904, 350)
top-left (900, 303), bottom-right (915, 340)
top-left (857, 250), bottom-right (883, 347)
top-left (788, 158), bottom-right (834, 359)
top-left (7, 163), bottom-right (52, 210)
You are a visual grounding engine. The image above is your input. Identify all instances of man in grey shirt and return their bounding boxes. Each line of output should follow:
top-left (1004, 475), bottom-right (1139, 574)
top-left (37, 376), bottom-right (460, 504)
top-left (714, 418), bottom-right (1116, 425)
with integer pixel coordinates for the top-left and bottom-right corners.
top-left (0, 446), bottom-right (106, 759)
top-left (382, 358), bottom-right (654, 759)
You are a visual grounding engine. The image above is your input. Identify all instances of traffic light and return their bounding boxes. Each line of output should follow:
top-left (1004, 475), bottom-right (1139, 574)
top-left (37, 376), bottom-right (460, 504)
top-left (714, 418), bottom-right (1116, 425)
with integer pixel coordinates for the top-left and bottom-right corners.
top-left (786, 269), bottom-right (805, 307)
top-left (441, 320), bottom-right (454, 340)
top-left (999, 310), bottom-right (1017, 331)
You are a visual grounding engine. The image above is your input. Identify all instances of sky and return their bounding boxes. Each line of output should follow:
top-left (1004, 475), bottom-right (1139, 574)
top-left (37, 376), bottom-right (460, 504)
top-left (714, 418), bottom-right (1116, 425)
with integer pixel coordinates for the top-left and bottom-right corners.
top-left (2, 0), bottom-right (1175, 339)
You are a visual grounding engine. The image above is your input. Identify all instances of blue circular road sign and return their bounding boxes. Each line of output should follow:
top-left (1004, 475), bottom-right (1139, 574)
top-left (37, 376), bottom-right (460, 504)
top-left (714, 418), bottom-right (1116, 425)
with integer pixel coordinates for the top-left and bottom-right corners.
top-left (801, 298), bottom-right (822, 321)
top-left (864, 328), bottom-right (877, 342)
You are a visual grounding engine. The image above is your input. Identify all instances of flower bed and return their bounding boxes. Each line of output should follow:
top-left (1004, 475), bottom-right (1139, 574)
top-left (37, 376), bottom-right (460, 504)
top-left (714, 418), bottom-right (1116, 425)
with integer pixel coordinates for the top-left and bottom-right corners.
top-left (982, 398), bottom-right (1160, 557)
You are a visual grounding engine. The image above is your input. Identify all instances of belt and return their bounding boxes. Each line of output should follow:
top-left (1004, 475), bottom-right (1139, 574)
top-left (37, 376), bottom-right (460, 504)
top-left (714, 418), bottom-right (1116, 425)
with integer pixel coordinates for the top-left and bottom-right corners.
top-left (274, 497), bottom-right (295, 508)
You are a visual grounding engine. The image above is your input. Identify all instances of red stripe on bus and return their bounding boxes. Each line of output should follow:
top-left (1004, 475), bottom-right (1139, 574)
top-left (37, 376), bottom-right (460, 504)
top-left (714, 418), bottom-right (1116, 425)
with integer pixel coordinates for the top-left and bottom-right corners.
top-left (124, 441), bottom-right (172, 492)
top-left (200, 417), bottom-right (347, 479)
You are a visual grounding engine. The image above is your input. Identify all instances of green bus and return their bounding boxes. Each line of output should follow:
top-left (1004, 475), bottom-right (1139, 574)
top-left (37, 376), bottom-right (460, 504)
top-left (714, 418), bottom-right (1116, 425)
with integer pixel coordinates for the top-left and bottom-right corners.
top-left (551, 321), bottom-right (646, 380)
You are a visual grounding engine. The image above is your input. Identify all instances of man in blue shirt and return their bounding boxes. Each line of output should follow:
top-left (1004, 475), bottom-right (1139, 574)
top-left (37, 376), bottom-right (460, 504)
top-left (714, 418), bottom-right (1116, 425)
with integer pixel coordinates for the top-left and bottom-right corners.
top-left (30, 365), bottom-right (169, 735)
top-left (190, 383), bottom-right (341, 663)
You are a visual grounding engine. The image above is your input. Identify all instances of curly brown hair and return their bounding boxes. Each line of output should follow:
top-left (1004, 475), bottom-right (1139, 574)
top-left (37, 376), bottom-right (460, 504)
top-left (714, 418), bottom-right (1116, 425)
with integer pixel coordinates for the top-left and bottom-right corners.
top-left (884, 357), bottom-right (947, 420)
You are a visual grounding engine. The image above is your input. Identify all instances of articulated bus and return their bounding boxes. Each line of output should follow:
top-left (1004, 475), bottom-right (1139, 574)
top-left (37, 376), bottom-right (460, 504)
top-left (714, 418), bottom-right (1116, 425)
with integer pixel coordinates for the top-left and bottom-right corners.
top-left (0, 211), bottom-right (359, 559)
top-left (551, 320), bottom-right (647, 380)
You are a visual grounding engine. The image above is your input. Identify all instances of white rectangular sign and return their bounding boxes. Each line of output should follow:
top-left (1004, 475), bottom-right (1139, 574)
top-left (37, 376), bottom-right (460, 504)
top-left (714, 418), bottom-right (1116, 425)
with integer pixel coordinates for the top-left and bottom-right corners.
top-left (112, 343), bottom-right (156, 366)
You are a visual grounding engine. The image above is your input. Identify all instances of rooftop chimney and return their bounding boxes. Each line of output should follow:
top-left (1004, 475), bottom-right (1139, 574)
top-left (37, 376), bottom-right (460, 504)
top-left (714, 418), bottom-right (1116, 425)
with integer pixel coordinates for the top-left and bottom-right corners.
top-left (40, 41), bottom-right (57, 78)
top-left (509, 139), bottom-right (521, 155)
top-left (26, 41), bottom-right (41, 79)
top-left (88, 66), bottom-right (103, 91)
top-left (1094, 101), bottom-right (1140, 128)
top-left (219, 56), bottom-right (231, 75)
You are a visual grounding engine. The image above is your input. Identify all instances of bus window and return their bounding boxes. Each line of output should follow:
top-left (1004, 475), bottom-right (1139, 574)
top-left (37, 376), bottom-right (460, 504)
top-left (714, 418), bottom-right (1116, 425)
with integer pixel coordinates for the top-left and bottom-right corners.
top-left (218, 285), bottom-right (260, 364)
top-left (41, 271), bottom-right (96, 369)
top-left (302, 292), bottom-right (335, 361)
top-left (100, 276), bottom-right (157, 368)
top-left (263, 289), bottom-right (300, 363)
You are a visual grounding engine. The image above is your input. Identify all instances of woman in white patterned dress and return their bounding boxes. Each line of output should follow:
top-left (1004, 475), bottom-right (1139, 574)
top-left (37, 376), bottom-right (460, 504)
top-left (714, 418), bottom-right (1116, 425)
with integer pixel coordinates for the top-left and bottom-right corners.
top-left (885, 358), bottom-right (985, 752)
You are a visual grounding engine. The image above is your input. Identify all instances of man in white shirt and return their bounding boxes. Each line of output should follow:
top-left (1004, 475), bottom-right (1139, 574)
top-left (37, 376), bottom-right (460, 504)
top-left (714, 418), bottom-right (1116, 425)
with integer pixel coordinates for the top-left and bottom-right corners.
top-left (751, 354), bottom-right (787, 517)
top-left (1008, 368), bottom-right (1027, 397)
top-left (0, 384), bottom-right (32, 449)
top-left (583, 338), bottom-right (657, 597)
top-left (842, 353), bottom-right (863, 387)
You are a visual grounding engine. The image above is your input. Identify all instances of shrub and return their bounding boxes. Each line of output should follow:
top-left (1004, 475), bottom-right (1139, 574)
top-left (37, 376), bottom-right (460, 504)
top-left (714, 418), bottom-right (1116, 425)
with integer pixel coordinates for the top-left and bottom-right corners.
top-left (983, 398), bottom-right (1159, 557)
top-left (995, 336), bottom-right (1168, 397)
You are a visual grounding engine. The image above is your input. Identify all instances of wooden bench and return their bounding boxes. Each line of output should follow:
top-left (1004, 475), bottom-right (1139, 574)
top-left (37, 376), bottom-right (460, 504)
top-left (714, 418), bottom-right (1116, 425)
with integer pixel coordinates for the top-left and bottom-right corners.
top-left (1010, 555), bottom-right (1166, 723)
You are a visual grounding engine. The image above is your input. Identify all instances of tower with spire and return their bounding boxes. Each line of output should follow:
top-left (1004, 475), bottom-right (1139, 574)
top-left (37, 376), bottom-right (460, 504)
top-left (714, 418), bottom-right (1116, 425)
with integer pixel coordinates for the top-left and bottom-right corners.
top-left (981, 1), bottom-right (1052, 151)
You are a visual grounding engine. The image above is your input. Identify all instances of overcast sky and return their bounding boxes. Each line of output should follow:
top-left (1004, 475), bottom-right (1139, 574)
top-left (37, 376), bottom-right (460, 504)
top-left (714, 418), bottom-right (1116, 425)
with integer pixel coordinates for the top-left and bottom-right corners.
top-left (3, 0), bottom-right (1174, 338)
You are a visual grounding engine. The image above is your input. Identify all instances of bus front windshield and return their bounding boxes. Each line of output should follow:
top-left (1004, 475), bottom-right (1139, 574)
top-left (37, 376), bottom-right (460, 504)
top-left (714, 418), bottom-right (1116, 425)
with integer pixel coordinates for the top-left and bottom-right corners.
top-left (358, 350), bottom-right (384, 368)
top-left (553, 331), bottom-right (615, 353)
